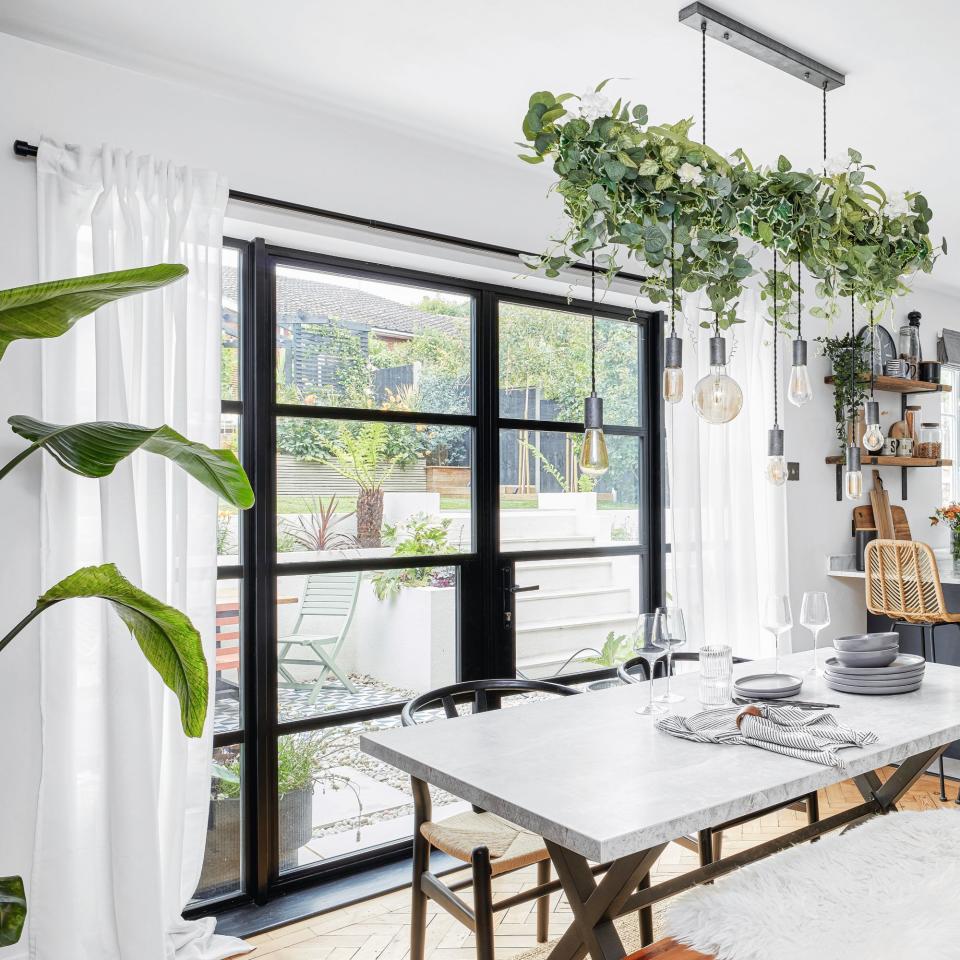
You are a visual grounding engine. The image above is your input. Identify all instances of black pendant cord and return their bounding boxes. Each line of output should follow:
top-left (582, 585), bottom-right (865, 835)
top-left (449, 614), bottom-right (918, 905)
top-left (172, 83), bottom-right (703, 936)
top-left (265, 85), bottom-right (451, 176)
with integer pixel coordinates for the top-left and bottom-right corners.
top-left (590, 250), bottom-right (597, 394)
top-left (670, 215), bottom-right (677, 335)
top-left (822, 80), bottom-right (828, 171)
top-left (849, 293), bottom-right (856, 437)
top-left (701, 19), bottom-right (707, 144)
top-left (773, 248), bottom-right (779, 428)
top-left (870, 308), bottom-right (876, 397)
top-left (796, 258), bottom-right (802, 341)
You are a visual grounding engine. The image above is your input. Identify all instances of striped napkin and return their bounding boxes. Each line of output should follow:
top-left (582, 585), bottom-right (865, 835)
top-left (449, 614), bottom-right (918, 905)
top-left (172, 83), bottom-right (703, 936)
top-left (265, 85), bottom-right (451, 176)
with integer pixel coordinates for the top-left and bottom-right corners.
top-left (655, 704), bottom-right (878, 768)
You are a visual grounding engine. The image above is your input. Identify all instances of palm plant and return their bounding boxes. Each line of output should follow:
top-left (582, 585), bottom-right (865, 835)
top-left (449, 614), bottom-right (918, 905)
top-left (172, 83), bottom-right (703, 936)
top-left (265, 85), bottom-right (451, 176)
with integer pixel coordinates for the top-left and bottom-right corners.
top-left (0, 264), bottom-right (254, 947)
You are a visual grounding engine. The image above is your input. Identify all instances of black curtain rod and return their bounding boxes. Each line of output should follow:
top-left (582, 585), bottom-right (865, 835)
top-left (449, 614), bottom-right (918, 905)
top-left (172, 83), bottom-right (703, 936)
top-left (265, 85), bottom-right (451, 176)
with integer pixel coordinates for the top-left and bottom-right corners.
top-left (13, 139), bottom-right (647, 285)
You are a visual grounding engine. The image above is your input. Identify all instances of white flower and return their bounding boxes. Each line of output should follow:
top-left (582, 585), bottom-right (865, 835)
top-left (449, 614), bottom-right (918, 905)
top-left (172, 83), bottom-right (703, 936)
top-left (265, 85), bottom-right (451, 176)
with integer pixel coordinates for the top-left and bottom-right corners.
top-left (576, 90), bottom-right (613, 122)
top-left (824, 153), bottom-right (850, 176)
top-left (886, 191), bottom-right (914, 218)
top-left (677, 162), bottom-right (705, 187)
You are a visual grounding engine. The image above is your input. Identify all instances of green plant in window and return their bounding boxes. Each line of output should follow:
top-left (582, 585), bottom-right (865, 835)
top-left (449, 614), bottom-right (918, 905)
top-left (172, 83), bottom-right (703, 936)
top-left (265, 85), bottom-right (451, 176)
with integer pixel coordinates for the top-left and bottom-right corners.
top-left (581, 630), bottom-right (635, 667)
top-left (370, 513), bottom-right (458, 600)
top-left (0, 264), bottom-right (255, 946)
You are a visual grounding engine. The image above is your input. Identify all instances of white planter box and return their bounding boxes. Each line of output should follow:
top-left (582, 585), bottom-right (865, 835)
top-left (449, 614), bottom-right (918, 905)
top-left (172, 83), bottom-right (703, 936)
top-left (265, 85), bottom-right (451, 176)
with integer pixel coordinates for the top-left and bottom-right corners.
top-left (354, 583), bottom-right (456, 692)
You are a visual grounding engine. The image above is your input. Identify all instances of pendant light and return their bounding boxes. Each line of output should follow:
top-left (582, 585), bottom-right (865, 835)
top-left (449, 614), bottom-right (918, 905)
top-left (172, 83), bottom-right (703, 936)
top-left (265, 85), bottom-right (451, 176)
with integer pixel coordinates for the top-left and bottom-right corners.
top-left (580, 252), bottom-right (609, 477)
top-left (845, 294), bottom-right (863, 499)
top-left (690, 23), bottom-right (742, 425)
top-left (663, 215), bottom-right (684, 403)
top-left (766, 249), bottom-right (788, 485)
top-left (787, 258), bottom-right (813, 406)
top-left (863, 310), bottom-right (884, 452)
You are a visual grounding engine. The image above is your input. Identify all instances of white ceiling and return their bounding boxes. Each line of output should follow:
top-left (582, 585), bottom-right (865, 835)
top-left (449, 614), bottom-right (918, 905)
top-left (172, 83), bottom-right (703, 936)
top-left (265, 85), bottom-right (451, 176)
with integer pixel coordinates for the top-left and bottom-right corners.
top-left (2, 0), bottom-right (958, 288)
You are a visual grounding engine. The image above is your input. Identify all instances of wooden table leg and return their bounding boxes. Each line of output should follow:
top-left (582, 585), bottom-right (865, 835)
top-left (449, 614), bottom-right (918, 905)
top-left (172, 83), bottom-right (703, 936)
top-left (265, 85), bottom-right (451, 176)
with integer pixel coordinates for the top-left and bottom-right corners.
top-left (544, 840), bottom-right (666, 960)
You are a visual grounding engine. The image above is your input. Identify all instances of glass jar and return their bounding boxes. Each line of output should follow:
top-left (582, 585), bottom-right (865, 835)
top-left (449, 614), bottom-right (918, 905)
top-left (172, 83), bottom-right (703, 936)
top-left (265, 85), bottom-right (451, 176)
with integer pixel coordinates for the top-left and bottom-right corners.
top-left (917, 422), bottom-right (942, 460)
top-left (898, 311), bottom-right (922, 376)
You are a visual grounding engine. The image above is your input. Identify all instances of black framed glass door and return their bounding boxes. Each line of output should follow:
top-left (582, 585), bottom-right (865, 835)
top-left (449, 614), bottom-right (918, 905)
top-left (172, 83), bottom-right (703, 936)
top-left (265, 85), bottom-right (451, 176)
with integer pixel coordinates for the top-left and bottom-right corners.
top-left (190, 239), bottom-right (664, 913)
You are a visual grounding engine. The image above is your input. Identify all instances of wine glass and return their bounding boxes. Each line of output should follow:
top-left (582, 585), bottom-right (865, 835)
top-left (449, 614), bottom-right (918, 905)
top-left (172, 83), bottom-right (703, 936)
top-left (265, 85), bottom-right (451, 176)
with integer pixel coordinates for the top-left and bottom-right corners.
top-left (762, 594), bottom-right (793, 674)
top-left (654, 606), bottom-right (686, 704)
top-left (633, 613), bottom-right (667, 716)
top-left (800, 591), bottom-right (831, 676)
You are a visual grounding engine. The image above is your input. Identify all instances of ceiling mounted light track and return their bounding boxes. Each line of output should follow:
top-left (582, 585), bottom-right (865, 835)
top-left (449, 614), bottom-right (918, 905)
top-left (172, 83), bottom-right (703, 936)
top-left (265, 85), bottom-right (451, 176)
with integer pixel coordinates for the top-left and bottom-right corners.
top-left (678, 3), bottom-right (845, 91)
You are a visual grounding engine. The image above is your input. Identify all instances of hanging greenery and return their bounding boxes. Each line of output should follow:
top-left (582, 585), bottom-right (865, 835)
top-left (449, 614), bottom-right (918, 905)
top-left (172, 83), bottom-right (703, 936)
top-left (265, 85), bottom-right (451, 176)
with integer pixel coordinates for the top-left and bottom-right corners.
top-left (519, 84), bottom-right (945, 327)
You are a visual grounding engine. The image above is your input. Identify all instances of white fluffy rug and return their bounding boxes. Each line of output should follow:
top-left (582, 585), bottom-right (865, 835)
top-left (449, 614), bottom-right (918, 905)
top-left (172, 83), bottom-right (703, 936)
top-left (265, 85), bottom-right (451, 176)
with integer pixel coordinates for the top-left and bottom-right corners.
top-left (664, 809), bottom-right (960, 960)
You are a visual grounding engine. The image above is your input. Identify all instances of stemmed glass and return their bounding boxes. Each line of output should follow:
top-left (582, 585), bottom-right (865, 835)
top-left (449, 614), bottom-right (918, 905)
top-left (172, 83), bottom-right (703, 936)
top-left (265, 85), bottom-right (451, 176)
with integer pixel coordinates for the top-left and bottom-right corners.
top-left (762, 595), bottom-right (793, 675)
top-left (633, 613), bottom-right (667, 716)
top-left (655, 606), bottom-right (686, 704)
top-left (800, 591), bottom-right (831, 676)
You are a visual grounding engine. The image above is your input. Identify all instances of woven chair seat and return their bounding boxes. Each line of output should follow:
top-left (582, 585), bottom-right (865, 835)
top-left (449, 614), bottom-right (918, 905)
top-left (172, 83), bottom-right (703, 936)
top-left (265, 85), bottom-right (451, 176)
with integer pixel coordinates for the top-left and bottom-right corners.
top-left (421, 811), bottom-right (550, 875)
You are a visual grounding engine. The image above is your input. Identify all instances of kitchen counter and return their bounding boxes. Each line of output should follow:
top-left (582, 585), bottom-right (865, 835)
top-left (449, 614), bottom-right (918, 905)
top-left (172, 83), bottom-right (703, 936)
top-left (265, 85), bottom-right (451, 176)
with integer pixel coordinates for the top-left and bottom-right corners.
top-left (827, 551), bottom-right (960, 584)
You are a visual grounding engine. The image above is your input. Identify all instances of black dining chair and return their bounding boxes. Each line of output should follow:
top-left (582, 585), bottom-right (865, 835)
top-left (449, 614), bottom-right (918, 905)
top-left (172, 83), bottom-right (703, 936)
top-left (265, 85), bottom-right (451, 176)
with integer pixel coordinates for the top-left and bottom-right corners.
top-left (401, 678), bottom-right (606, 960)
top-left (617, 653), bottom-right (821, 865)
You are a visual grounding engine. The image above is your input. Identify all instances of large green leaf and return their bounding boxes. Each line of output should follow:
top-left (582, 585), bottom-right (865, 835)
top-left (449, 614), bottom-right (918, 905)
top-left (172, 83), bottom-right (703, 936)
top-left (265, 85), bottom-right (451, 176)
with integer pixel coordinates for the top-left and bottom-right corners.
top-left (7, 416), bottom-right (254, 509)
top-left (0, 876), bottom-right (26, 947)
top-left (0, 264), bottom-right (188, 361)
top-left (0, 564), bottom-right (208, 737)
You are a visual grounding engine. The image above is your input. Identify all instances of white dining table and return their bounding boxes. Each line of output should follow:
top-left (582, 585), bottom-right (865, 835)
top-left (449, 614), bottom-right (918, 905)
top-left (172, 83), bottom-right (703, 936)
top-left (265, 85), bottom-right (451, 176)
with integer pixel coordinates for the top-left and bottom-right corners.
top-left (361, 652), bottom-right (960, 960)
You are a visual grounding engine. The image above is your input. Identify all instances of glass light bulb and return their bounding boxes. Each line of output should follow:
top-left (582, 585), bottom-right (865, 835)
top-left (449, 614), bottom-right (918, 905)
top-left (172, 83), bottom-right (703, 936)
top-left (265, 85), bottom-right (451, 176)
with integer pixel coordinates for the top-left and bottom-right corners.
top-left (863, 422), bottom-right (885, 452)
top-left (662, 366), bottom-right (684, 404)
top-left (693, 366), bottom-right (743, 424)
top-left (845, 469), bottom-right (863, 500)
top-left (765, 455), bottom-right (788, 486)
top-left (580, 428), bottom-right (609, 477)
top-left (787, 364), bottom-right (813, 406)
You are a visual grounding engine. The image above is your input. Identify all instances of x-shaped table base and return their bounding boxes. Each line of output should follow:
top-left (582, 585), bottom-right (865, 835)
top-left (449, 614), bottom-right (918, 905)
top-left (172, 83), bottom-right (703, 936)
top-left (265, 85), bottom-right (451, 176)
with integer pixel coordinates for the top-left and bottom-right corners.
top-left (543, 745), bottom-right (947, 960)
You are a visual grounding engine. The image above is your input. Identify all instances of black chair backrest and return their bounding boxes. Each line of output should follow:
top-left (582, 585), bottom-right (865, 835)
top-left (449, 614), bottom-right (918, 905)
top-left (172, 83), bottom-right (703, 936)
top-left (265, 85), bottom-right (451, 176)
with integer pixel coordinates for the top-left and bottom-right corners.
top-left (401, 678), bottom-right (579, 727)
top-left (617, 651), bottom-right (749, 686)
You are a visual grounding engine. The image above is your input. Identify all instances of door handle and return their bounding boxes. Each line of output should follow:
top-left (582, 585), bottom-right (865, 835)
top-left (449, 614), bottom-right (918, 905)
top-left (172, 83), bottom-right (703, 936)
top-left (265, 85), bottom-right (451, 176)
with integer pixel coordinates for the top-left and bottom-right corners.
top-left (507, 584), bottom-right (540, 593)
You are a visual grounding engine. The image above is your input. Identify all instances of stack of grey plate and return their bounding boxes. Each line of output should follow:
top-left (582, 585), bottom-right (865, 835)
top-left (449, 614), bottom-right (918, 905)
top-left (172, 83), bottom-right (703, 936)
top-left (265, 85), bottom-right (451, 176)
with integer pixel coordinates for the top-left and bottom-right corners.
top-left (825, 633), bottom-right (924, 695)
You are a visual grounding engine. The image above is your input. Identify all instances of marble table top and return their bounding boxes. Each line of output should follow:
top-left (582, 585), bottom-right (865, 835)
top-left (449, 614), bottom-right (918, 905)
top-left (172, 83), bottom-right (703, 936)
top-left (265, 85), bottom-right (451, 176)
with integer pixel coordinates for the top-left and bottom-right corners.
top-left (360, 652), bottom-right (960, 862)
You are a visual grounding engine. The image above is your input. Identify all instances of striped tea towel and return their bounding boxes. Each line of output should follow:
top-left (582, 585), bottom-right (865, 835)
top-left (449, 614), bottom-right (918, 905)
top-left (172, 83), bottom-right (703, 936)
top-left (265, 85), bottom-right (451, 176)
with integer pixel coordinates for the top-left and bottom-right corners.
top-left (655, 704), bottom-right (878, 768)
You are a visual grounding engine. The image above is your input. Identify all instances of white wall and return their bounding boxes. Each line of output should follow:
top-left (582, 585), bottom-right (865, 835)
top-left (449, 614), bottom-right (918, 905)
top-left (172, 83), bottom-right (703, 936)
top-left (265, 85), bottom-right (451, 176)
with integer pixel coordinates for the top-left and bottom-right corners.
top-left (784, 291), bottom-right (954, 649)
top-left (1, 27), bottom-right (959, 953)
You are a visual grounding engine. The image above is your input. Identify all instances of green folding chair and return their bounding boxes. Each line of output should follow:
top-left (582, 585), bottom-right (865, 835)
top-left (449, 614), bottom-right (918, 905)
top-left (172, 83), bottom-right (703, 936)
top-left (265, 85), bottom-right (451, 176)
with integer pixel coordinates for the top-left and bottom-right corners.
top-left (278, 570), bottom-right (361, 700)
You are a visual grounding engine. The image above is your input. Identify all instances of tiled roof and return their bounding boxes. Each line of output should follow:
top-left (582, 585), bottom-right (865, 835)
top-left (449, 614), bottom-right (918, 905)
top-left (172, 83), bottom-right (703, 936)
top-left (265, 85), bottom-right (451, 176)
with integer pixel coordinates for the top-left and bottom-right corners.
top-left (222, 265), bottom-right (467, 337)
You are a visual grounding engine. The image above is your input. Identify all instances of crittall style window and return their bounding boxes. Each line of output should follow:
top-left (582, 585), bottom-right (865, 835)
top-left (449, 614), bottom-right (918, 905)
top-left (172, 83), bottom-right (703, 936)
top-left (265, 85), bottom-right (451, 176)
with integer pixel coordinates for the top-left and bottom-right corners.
top-left (189, 240), bottom-right (664, 911)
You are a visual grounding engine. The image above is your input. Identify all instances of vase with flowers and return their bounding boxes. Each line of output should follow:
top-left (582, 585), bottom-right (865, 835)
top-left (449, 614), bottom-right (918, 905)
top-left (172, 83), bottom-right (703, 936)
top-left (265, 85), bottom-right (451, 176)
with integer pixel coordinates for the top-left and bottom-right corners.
top-left (930, 504), bottom-right (960, 573)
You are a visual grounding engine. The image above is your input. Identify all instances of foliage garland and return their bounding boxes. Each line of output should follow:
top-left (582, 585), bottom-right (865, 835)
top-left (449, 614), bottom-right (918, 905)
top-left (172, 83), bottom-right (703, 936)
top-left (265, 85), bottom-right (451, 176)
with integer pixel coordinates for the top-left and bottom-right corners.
top-left (519, 84), bottom-right (944, 329)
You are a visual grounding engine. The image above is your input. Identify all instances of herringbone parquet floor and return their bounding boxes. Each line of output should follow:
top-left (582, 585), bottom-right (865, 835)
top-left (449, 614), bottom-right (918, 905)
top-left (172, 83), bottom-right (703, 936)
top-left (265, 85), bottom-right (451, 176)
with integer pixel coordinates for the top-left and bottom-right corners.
top-left (241, 769), bottom-right (957, 960)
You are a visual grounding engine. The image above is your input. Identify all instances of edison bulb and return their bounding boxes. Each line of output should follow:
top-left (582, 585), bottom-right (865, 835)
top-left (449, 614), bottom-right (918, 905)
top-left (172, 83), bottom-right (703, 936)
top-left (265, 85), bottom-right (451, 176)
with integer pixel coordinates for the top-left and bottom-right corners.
top-left (663, 366), bottom-right (684, 404)
top-left (580, 428), bottom-right (609, 477)
top-left (863, 422), bottom-right (885, 452)
top-left (845, 469), bottom-right (864, 499)
top-left (787, 364), bottom-right (813, 406)
top-left (693, 369), bottom-right (743, 424)
top-left (765, 456), bottom-right (788, 486)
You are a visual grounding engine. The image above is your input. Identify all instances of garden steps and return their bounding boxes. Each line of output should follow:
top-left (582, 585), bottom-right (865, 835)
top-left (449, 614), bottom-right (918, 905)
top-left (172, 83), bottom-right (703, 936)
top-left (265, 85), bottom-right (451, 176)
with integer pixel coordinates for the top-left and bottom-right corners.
top-left (515, 612), bottom-right (640, 664)
top-left (515, 585), bottom-right (634, 620)
top-left (515, 557), bottom-right (618, 591)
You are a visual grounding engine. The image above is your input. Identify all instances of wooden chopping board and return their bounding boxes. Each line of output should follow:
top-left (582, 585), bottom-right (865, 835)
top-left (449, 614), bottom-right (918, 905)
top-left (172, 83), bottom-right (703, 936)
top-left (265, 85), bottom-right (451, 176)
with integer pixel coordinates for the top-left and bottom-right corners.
top-left (852, 504), bottom-right (911, 540)
top-left (870, 470), bottom-right (896, 540)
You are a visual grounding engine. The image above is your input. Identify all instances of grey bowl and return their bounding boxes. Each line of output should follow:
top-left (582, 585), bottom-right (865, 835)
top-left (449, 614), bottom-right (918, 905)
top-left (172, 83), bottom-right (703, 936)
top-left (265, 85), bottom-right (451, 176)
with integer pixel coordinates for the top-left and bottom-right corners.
top-left (832, 647), bottom-right (899, 668)
top-left (833, 632), bottom-right (900, 653)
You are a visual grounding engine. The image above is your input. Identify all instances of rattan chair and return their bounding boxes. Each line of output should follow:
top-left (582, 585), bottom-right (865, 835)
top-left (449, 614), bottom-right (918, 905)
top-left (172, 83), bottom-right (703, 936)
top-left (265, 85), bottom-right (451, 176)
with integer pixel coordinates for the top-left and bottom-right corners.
top-left (865, 538), bottom-right (960, 801)
top-left (617, 653), bottom-right (820, 864)
top-left (402, 679), bottom-right (608, 960)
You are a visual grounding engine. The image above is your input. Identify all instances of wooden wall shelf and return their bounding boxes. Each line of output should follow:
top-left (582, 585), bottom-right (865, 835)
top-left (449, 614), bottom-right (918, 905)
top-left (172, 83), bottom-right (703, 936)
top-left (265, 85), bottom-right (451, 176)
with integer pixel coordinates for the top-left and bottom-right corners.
top-left (825, 455), bottom-right (952, 468)
top-left (823, 375), bottom-right (951, 394)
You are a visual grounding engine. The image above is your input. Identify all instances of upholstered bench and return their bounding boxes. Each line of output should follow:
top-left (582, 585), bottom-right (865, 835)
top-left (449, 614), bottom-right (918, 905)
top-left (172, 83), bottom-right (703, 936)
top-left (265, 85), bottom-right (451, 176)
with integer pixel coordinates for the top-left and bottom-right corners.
top-left (626, 809), bottom-right (960, 960)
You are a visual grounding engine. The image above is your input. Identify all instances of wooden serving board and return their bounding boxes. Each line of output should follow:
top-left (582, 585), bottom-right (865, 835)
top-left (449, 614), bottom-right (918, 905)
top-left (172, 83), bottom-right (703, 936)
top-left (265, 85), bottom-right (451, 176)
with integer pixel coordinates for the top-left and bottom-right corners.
top-left (852, 504), bottom-right (911, 540)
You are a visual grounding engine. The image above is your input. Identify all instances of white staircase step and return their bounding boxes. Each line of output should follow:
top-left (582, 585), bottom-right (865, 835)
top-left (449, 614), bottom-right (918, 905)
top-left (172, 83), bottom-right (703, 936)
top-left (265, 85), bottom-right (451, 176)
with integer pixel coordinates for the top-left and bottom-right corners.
top-left (517, 612), bottom-right (639, 634)
top-left (516, 612), bottom-right (639, 661)
top-left (515, 557), bottom-right (616, 591)
top-left (501, 534), bottom-right (597, 550)
top-left (516, 586), bottom-right (633, 619)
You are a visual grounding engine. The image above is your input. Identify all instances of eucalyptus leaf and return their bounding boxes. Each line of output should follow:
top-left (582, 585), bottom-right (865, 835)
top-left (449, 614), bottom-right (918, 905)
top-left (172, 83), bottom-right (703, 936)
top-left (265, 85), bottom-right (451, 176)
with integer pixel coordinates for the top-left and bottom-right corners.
top-left (0, 264), bottom-right (187, 362)
top-left (7, 416), bottom-right (254, 509)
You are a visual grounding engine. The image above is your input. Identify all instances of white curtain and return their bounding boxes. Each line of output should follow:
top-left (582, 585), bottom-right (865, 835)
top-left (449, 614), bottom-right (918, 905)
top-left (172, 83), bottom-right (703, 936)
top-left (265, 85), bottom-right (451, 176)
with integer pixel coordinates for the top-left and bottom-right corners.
top-left (32, 141), bottom-right (247, 960)
top-left (666, 285), bottom-right (791, 660)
